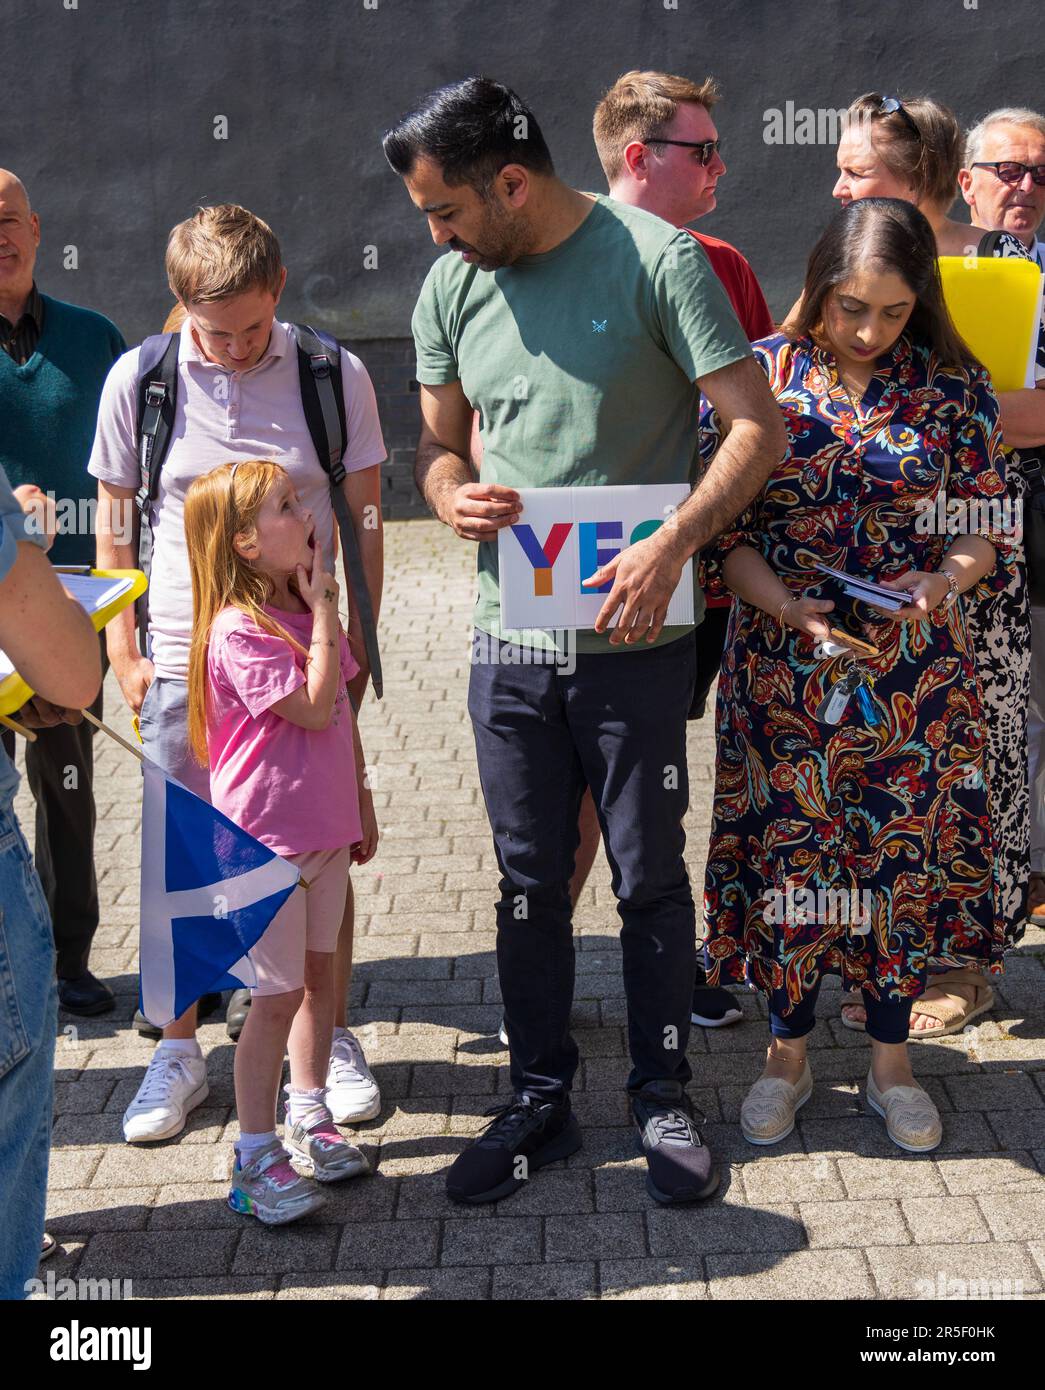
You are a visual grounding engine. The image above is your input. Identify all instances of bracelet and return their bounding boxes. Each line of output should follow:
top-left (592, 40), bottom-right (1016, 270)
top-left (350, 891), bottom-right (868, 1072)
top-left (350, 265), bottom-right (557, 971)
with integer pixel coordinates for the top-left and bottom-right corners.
top-left (939, 567), bottom-right (960, 609)
top-left (778, 596), bottom-right (797, 627)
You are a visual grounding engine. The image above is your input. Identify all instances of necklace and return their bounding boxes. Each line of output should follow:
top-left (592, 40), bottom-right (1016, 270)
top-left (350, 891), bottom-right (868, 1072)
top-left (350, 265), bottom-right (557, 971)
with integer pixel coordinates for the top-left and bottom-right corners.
top-left (833, 364), bottom-right (875, 430)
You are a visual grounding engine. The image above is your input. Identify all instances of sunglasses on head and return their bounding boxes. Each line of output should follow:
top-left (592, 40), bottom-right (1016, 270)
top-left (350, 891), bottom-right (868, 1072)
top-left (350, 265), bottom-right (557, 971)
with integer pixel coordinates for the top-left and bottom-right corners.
top-left (876, 95), bottom-right (921, 141)
top-left (646, 137), bottom-right (722, 166)
top-left (972, 161), bottom-right (1045, 187)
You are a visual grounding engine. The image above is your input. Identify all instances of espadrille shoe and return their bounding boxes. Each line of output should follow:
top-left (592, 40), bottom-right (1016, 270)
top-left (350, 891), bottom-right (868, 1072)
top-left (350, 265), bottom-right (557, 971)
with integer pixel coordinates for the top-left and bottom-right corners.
top-left (740, 1060), bottom-right (812, 1145)
top-left (865, 1069), bottom-right (942, 1153)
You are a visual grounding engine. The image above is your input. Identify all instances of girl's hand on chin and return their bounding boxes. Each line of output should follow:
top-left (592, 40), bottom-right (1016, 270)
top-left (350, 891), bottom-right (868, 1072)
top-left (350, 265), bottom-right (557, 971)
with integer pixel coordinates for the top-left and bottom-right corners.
top-left (295, 544), bottom-right (339, 613)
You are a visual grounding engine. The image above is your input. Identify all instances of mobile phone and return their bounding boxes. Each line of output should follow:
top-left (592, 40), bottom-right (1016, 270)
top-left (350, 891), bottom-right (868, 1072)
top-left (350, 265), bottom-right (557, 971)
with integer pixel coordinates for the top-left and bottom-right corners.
top-left (827, 627), bottom-right (880, 657)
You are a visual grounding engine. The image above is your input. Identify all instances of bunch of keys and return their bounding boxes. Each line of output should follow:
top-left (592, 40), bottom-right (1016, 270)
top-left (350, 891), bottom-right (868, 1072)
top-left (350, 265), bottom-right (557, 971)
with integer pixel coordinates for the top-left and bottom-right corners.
top-left (815, 652), bottom-right (883, 727)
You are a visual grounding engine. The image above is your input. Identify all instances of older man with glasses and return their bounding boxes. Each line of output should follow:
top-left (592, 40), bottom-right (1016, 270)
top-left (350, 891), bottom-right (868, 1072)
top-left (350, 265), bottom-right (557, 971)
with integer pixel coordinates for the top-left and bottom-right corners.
top-left (960, 107), bottom-right (1045, 268)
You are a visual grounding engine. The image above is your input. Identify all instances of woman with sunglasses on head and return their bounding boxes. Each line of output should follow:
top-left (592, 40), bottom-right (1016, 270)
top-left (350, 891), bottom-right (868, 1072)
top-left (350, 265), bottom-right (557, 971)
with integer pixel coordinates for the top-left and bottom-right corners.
top-left (825, 93), bottom-right (1041, 1038)
top-left (701, 199), bottom-right (1009, 1152)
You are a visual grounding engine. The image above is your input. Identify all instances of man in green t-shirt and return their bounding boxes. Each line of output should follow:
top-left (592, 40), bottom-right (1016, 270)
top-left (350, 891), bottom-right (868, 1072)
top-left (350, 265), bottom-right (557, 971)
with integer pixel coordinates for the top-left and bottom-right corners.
top-left (385, 77), bottom-right (786, 1208)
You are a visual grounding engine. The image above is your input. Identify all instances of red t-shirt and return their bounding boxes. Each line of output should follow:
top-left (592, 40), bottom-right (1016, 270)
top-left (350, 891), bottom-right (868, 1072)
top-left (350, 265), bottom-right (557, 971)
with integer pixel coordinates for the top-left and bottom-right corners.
top-left (688, 229), bottom-right (775, 343)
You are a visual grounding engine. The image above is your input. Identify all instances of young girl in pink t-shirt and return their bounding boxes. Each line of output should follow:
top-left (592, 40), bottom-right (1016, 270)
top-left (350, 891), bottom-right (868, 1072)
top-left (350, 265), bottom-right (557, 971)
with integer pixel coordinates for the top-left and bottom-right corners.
top-left (184, 459), bottom-right (378, 1225)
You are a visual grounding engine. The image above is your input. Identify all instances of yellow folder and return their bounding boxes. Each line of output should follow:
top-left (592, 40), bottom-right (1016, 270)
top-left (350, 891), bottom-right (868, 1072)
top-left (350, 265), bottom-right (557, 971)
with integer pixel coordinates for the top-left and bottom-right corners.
top-left (939, 255), bottom-right (1043, 393)
top-left (0, 567), bottom-right (147, 717)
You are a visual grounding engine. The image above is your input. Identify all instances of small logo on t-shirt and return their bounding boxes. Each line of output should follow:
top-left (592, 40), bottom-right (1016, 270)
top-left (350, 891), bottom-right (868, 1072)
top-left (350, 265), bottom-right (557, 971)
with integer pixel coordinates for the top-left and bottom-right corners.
top-left (591, 319), bottom-right (607, 333)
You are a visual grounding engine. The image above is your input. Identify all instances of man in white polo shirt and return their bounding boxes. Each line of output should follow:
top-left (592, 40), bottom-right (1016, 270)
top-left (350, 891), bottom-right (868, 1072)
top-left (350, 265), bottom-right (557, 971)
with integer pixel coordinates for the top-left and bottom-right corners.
top-left (90, 205), bottom-right (386, 1143)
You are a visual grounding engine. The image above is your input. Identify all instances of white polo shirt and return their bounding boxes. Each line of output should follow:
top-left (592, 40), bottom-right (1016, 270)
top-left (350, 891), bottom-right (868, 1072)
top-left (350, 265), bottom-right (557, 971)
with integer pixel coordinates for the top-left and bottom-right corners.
top-left (88, 318), bottom-right (385, 681)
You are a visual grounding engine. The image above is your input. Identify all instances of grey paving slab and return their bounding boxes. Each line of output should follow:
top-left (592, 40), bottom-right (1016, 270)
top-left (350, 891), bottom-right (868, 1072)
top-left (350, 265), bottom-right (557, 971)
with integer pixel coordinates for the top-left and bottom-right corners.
top-left (18, 519), bottom-right (1045, 1300)
top-left (706, 1249), bottom-right (876, 1299)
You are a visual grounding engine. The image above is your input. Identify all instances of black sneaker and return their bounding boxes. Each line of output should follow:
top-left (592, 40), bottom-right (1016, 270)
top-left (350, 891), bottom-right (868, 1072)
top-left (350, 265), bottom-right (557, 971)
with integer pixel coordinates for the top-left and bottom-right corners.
top-left (691, 985), bottom-right (744, 1028)
top-left (225, 988), bottom-right (252, 1041)
top-left (57, 971), bottom-right (116, 1017)
top-left (632, 1083), bottom-right (719, 1204)
top-left (446, 1095), bottom-right (582, 1204)
top-left (133, 991), bottom-right (222, 1039)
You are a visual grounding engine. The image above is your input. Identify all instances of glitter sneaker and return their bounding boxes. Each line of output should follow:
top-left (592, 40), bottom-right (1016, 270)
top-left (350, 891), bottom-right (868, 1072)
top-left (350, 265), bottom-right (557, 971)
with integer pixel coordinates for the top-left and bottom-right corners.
top-left (227, 1141), bottom-right (327, 1225)
top-left (285, 1115), bottom-right (369, 1182)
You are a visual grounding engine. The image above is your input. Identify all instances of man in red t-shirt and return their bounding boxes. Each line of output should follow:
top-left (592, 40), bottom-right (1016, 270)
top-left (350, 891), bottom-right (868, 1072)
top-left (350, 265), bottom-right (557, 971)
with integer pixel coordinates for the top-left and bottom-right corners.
top-left (594, 71), bottom-right (775, 1027)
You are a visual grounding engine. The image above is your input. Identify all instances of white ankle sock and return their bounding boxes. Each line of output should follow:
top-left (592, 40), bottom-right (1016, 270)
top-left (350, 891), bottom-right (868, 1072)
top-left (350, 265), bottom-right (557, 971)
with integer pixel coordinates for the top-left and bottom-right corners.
top-left (285, 1085), bottom-right (329, 1130)
top-left (236, 1130), bottom-right (278, 1167)
top-left (156, 1038), bottom-right (202, 1059)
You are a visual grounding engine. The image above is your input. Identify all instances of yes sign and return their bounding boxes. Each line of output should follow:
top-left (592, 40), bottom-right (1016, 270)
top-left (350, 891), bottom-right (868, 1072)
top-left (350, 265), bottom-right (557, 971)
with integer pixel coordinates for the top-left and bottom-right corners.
top-left (497, 484), bottom-right (694, 631)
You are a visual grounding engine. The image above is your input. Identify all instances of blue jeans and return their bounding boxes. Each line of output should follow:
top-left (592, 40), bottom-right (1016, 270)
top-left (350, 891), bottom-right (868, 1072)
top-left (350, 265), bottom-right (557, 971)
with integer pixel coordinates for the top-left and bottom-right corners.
top-left (0, 800), bottom-right (57, 1300)
top-left (468, 632), bottom-right (697, 1100)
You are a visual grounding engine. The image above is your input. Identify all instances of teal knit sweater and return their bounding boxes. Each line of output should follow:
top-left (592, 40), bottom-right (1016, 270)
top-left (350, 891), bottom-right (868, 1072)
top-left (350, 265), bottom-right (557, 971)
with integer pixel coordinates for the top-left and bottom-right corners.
top-left (0, 293), bottom-right (125, 565)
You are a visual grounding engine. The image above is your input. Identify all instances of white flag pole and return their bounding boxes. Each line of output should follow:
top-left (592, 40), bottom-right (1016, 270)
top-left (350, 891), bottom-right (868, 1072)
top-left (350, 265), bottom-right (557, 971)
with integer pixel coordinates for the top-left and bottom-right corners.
top-left (82, 709), bottom-right (145, 763)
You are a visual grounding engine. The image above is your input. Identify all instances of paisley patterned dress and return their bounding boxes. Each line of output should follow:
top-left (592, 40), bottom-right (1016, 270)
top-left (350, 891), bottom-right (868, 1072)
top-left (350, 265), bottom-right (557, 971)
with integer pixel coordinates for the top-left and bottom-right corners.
top-left (701, 332), bottom-right (1009, 1012)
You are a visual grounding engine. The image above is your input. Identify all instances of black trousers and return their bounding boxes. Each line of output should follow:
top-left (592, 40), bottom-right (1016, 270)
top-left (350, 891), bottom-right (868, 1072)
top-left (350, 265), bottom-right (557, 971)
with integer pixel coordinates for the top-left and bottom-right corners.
top-left (469, 633), bottom-right (697, 1100)
top-left (1, 636), bottom-right (107, 978)
top-left (688, 603), bottom-right (730, 721)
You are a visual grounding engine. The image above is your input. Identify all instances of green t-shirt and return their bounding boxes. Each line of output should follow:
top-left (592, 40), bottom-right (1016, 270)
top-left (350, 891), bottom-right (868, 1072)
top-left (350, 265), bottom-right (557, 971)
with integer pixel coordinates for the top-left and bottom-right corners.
top-left (411, 194), bottom-right (751, 652)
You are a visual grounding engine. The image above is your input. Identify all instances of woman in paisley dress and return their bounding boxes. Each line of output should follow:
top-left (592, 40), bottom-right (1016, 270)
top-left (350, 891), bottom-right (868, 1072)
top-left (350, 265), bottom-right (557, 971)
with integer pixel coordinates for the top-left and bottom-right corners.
top-left (701, 199), bottom-right (1008, 1153)
top-left (829, 93), bottom-right (1035, 1034)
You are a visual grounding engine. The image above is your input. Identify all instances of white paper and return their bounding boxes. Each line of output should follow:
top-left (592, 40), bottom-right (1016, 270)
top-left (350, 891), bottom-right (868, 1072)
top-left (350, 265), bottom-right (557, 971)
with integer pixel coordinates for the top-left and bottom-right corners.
top-left (58, 573), bottom-right (135, 614)
top-left (498, 484), bottom-right (694, 631)
top-left (1026, 270), bottom-right (1045, 390)
top-left (813, 561), bottom-right (912, 608)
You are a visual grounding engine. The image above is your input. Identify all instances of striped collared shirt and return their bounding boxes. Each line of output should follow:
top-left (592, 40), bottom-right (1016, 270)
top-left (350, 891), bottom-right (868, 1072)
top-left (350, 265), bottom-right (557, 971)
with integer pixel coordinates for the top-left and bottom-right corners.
top-left (0, 283), bottom-right (44, 364)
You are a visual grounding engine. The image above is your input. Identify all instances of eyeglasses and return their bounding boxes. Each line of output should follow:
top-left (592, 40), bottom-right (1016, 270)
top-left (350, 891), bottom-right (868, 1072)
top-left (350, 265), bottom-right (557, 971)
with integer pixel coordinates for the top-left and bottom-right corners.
top-left (646, 137), bottom-right (722, 166)
top-left (876, 95), bottom-right (921, 141)
top-left (972, 161), bottom-right (1045, 187)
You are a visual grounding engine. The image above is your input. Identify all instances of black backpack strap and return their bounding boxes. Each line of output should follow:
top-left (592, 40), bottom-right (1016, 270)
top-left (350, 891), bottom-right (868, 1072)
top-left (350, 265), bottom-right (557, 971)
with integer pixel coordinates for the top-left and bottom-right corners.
top-left (294, 324), bottom-right (383, 700)
top-left (134, 333), bottom-right (180, 653)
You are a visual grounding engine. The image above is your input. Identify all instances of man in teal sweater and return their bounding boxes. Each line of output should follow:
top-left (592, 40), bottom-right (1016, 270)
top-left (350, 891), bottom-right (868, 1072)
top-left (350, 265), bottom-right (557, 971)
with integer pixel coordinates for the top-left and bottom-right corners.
top-left (0, 168), bottom-right (126, 1016)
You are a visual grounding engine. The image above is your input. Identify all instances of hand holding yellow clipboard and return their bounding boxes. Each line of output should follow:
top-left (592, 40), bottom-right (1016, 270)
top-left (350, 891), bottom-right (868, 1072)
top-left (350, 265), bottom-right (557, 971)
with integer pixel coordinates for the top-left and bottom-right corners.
top-left (0, 567), bottom-right (148, 722)
top-left (939, 255), bottom-right (1043, 393)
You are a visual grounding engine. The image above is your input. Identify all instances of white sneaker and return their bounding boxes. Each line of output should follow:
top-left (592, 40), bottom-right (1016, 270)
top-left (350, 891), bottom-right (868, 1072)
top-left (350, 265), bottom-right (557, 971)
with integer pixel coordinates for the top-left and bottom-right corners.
top-left (123, 1046), bottom-right (209, 1143)
top-left (326, 1030), bottom-right (381, 1124)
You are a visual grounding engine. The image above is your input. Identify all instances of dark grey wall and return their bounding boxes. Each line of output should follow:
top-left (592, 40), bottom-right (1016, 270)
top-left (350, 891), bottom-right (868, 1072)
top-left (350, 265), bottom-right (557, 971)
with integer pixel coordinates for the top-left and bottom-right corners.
top-left (5, 0), bottom-right (1038, 341)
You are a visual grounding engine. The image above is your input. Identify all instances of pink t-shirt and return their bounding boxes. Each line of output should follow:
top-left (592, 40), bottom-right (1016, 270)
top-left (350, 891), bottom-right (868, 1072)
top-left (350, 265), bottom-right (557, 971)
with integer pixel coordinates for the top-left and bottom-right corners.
top-left (205, 604), bottom-right (362, 856)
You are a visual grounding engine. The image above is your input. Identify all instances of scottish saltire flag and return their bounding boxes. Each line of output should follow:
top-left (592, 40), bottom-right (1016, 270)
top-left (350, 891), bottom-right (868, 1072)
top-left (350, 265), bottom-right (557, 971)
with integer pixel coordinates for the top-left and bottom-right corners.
top-left (138, 758), bottom-right (300, 1028)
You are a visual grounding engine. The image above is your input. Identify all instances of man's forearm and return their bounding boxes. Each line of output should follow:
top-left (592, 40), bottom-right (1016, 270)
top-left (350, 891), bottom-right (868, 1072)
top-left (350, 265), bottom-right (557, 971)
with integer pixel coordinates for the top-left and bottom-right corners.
top-left (669, 419), bottom-right (783, 558)
top-left (415, 441), bottom-right (475, 523)
top-left (998, 388), bottom-right (1045, 451)
top-left (96, 510), bottom-right (140, 660)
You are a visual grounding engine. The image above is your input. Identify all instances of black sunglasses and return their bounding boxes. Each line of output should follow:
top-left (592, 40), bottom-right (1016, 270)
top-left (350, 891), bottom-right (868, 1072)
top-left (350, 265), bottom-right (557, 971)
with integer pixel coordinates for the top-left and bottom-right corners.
top-left (972, 160), bottom-right (1045, 187)
top-left (875, 95), bottom-right (921, 141)
top-left (646, 137), bottom-right (722, 167)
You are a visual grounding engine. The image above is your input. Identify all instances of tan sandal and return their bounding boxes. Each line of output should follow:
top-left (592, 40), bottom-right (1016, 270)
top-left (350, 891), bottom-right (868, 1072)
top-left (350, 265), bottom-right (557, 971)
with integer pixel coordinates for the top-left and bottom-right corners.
top-left (840, 990), bottom-right (867, 1032)
top-left (1028, 872), bottom-right (1045, 923)
top-left (908, 968), bottom-right (994, 1040)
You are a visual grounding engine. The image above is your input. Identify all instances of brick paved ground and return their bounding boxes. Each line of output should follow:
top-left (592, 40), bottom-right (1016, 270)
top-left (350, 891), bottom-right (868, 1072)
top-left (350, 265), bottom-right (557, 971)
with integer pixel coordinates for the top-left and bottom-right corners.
top-left (18, 520), bottom-right (1045, 1301)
